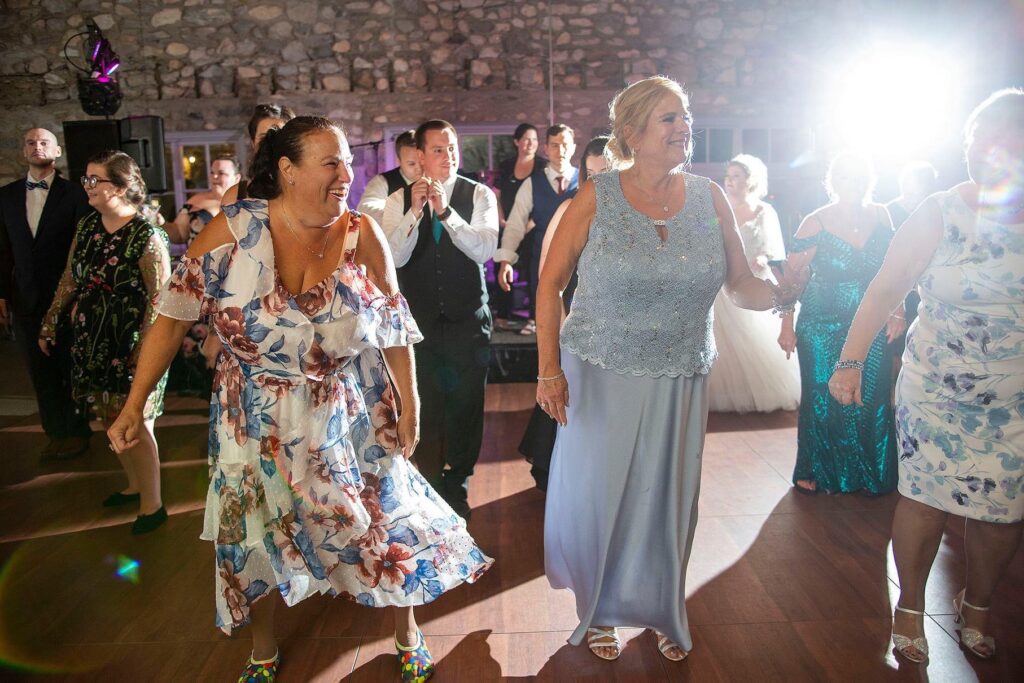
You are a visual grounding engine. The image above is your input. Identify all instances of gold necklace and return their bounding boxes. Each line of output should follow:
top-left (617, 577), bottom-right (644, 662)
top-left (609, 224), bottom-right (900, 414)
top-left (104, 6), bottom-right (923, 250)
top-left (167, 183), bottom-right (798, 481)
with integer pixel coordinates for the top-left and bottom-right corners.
top-left (281, 204), bottom-right (331, 259)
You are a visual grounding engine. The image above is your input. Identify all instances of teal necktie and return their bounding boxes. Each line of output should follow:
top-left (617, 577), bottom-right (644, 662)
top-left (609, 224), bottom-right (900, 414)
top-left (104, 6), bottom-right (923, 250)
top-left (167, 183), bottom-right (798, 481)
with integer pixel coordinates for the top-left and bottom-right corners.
top-left (431, 211), bottom-right (444, 244)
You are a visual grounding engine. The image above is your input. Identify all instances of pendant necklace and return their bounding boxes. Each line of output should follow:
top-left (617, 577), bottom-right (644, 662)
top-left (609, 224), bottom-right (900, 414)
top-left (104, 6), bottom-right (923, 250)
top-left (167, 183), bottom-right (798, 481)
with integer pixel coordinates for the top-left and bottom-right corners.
top-left (633, 174), bottom-right (672, 248)
top-left (283, 204), bottom-right (331, 258)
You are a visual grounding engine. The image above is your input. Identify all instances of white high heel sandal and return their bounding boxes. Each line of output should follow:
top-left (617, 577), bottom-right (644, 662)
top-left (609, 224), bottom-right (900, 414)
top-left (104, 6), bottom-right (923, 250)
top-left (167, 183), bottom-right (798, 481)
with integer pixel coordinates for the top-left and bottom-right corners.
top-left (891, 606), bottom-right (929, 663)
top-left (953, 588), bottom-right (996, 659)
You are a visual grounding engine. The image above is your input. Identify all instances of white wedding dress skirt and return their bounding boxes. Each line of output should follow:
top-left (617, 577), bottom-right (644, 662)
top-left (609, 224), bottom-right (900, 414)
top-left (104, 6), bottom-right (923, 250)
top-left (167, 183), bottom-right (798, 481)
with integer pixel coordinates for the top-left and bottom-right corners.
top-left (708, 291), bottom-right (801, 413)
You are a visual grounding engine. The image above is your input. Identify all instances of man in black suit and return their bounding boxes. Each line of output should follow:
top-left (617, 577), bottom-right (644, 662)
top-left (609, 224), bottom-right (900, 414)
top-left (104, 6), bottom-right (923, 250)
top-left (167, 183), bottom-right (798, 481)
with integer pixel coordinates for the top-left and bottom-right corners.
top-left (0, 128), bottom-right (93, 459)
top-left (381, 120), bottom-right (499, 519)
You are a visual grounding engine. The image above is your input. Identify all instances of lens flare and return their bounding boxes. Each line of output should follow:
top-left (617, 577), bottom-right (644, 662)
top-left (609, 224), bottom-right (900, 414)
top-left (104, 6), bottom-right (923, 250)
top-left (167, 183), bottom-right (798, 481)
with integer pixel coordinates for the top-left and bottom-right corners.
top-left (831, 45), bottom-right (959, 162)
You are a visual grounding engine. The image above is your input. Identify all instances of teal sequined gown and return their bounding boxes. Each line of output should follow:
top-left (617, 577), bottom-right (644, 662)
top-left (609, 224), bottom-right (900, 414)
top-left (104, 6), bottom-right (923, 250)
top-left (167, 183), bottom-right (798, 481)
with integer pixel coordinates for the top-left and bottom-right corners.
top-left (791, 224), bottom-right (897, 494)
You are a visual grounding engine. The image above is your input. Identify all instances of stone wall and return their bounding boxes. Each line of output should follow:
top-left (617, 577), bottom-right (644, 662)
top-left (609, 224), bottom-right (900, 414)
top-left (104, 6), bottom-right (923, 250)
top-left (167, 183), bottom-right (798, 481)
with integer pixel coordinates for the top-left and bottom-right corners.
top-left (0, 0), bottom-right (1018, 183)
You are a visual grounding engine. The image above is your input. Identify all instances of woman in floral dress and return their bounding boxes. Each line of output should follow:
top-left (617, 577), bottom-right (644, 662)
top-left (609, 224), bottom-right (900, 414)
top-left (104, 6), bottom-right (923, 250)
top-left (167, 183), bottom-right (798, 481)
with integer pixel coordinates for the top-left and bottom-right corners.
top-left (831, 89), bottom-right (1024, 664)
top-left (40, 150), bottom-right (171, 534)
top-left (108, 117), bottom-right (491, 683)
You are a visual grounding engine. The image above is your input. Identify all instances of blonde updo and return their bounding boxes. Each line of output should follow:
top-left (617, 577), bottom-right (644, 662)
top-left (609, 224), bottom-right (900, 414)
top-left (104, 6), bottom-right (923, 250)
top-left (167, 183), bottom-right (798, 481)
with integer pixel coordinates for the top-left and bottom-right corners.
top-left (607, 75), bottom-right (690, 168)
top-left (728, 154), bottom-right (769, 200)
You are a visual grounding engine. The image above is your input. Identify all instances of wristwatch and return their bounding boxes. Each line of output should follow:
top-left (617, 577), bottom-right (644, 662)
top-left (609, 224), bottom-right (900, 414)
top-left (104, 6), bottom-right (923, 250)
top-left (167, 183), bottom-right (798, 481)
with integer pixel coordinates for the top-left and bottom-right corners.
top-left (437, 206), bottom-right (452, 221)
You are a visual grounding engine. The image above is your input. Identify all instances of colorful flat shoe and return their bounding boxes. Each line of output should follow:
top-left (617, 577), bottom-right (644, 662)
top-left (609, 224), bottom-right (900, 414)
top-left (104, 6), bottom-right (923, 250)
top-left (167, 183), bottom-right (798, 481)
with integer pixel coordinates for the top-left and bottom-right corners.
top-left (396, 630), bottom-right (435, 682)
top-left (238, 650), bottom-right (279, 682)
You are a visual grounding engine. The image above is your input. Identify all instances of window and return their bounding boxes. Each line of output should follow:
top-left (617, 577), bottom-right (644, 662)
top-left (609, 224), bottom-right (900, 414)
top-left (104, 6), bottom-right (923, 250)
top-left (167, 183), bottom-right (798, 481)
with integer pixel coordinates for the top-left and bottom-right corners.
top-left (161, 131), bottom-right (247, 218)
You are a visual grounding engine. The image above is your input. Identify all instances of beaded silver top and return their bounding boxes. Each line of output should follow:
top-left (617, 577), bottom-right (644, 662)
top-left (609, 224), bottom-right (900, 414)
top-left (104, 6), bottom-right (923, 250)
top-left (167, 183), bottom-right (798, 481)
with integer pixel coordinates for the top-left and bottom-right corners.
top-left (560, 170), bottom-right (726, 377)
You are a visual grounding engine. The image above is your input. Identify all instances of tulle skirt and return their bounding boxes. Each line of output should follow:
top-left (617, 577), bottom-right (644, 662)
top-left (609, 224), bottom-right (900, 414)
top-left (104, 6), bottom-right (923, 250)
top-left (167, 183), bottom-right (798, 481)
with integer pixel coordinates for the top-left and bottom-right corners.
top-left (708, 292), bottom-right (801, 413)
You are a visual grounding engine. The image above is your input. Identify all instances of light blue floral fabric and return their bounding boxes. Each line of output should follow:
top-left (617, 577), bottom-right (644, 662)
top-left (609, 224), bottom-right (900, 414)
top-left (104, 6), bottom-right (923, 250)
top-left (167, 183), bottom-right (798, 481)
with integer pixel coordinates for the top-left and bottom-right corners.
top-left (896, 189), bottom-right (1024, 522)
top-left (157, 199), bottom-right (492, 633)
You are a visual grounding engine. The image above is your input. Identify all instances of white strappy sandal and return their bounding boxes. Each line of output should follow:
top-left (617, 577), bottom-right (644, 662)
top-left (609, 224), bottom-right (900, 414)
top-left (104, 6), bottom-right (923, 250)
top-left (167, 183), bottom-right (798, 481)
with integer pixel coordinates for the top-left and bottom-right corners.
top-left (586, 626), bottom-right (621, 661)
top-left (954, 588), bottom-right (996, 659)
top-left (891, 606), bottom-right (929, 663)
top-left (654, 631), bottom-right (688, 662)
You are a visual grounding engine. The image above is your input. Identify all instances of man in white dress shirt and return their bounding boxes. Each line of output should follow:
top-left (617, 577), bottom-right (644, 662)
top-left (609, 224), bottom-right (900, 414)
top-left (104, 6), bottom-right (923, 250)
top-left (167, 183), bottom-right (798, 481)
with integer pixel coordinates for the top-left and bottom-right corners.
top-left (381, 119), bottom-right (498, 518)
top-left (356, 130), bottom-right (422, 228)
top-left (495, 124), bottom-right (578, 332)
top-left (0, 128), bottom-right (93, 459)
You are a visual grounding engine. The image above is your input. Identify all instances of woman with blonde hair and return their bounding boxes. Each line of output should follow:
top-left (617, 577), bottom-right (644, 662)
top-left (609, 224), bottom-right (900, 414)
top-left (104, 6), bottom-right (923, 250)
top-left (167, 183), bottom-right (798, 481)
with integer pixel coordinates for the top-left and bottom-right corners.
top-left (708, 153), bottom-right (800, 412)
top-left (537, 76), bottom-right (806, 662)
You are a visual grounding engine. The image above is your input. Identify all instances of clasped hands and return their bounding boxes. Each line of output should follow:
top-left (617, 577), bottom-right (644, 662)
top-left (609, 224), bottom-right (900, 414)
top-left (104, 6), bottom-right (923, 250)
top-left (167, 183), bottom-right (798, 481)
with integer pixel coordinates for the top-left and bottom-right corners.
top-left (411, 176), bottom-right (448, 218)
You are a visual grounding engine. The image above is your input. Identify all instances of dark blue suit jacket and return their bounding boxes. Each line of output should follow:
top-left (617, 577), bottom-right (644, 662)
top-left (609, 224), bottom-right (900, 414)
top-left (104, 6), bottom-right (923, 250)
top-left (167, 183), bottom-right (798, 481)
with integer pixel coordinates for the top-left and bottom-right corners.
top-left (0, 173), bottom-right (91, 314)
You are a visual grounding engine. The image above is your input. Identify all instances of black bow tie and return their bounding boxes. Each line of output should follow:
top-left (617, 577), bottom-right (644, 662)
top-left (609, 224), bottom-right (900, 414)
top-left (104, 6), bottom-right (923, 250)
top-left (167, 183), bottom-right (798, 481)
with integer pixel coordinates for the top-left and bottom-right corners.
top-left (26, 179), bottom-right (49, 191)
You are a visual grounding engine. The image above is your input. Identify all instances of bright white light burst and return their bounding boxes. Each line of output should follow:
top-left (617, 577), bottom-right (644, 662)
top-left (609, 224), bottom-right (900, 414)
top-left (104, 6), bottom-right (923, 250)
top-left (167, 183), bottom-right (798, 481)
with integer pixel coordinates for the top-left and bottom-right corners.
top-left (832, 47), bottom-right (957, 160)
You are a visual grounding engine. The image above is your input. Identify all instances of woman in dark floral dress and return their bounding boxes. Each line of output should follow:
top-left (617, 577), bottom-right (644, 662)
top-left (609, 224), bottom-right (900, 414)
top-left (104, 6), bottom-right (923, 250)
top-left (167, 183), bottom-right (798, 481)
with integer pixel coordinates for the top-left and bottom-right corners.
top-left (40, 151), bottom-right (171, 534)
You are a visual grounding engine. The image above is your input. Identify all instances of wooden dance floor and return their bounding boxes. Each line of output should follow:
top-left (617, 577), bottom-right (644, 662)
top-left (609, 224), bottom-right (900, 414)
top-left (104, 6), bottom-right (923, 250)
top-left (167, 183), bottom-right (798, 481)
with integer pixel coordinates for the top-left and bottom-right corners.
top-left (0, 343), bottom-right (1020, 681)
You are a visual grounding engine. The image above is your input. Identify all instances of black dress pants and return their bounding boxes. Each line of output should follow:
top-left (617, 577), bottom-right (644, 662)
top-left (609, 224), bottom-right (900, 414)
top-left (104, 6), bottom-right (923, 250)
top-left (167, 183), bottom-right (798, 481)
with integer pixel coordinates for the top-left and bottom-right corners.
top-left (413, 308), bottom-right (491, 508)
top-left (13, 310), bottom-right (91, 440)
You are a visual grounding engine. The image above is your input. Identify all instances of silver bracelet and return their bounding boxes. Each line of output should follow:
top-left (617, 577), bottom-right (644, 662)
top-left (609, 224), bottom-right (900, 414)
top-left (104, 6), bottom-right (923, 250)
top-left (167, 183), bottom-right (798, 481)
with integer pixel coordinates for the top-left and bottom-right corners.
top-left (834, 359), bottom-right (865, 371)
top-left (537, 370), bottom-right (564, 382)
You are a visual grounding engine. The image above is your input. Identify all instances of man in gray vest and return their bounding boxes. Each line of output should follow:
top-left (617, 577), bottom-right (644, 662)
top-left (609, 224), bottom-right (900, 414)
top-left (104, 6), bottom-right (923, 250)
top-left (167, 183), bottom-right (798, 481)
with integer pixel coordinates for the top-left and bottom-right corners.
top-left (381, 120), bottom-right (498, 518)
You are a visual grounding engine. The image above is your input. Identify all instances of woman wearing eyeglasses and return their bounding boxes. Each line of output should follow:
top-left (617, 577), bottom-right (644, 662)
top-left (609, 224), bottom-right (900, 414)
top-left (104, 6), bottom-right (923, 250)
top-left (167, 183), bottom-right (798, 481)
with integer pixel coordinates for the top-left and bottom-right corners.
top-left (39, 150), bottom-right (171, 534)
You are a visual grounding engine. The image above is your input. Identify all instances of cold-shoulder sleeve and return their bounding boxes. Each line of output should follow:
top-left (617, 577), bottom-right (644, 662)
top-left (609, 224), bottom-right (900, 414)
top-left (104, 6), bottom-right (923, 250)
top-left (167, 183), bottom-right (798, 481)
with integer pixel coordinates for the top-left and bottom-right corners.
top-left (789, 231), bottom-right (820, 253)
top-left (157, 254), bottom-right (207, 322)
top-left (367, 291), bottom-right (423, 349)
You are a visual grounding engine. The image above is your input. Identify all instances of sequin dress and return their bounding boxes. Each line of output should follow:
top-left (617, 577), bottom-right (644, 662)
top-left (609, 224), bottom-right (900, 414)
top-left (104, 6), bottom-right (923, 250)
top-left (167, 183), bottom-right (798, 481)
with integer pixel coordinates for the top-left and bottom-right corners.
top-left (42, 211), bottom-right (171, 421)
top-left (896, 190), bottom-right (1023, 522)
top-left (790, 221), bottom-right (897, 494)
top-left (156, 199), bottom-right (492, 633)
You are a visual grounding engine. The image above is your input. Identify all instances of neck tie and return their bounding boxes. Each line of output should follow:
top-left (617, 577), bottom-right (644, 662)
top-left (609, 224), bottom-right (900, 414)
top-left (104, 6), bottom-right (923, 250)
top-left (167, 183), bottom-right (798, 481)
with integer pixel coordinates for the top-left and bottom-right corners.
top-left (26, 179), bottom-right (48, 191)
top-left (555, 176), bottom-right (567, 195)
top-left (431, 211), bottom-right (444, 244)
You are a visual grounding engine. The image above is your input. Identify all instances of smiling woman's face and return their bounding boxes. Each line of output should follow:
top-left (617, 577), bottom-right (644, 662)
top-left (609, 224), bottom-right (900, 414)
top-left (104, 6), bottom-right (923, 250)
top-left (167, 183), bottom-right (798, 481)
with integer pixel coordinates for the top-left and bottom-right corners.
top-left (280, 128), bottom-right (354, 227)
top-left (630, 93), bottom-right (693, 168)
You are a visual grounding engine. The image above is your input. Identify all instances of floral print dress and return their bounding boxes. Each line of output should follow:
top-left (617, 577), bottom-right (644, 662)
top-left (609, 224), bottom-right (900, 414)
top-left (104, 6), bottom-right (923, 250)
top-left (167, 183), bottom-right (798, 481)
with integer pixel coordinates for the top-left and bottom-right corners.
top-left (156, 199), bottom-right (492, 633)
top-left (896, 189), bottom-right (1023, 522)
top-left (42, 211), bottom-right (171, 422)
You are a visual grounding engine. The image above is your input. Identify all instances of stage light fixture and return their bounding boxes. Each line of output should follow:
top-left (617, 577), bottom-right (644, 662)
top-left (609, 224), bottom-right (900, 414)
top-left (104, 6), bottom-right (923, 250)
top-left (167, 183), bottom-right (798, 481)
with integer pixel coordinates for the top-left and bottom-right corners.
top-left (66, 19), bottom-right (123, 116)
top-left (831, 45), bottom-right (958, 163)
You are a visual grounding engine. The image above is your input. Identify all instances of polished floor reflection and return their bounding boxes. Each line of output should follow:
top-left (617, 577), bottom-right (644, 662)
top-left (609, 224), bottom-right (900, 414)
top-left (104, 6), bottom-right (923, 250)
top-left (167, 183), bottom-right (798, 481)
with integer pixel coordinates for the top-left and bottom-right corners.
top-left (0, 352), bottom-right (1019, 681)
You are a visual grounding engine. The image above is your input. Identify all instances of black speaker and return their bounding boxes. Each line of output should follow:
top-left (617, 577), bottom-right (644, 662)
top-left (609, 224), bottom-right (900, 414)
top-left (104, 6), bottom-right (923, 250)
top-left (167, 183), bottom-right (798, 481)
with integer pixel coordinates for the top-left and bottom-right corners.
top-left (62, 116), bottom-right (168, 193)
top-left (119, 116), bottom-right (167, 193)
top-left (62, 119), bottom-right (119, 183)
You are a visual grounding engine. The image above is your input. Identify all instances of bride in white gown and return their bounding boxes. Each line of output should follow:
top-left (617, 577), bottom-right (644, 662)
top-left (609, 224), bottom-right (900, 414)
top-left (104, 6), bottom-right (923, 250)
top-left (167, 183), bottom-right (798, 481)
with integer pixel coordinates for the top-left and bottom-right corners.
top-left (709, 154), bottom-right (801, 412)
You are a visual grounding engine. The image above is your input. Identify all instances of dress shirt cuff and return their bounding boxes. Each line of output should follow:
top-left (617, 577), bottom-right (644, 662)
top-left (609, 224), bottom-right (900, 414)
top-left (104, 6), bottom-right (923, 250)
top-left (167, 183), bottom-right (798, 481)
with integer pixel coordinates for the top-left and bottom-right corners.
top-left (494, 248), bottom-right (519, 265)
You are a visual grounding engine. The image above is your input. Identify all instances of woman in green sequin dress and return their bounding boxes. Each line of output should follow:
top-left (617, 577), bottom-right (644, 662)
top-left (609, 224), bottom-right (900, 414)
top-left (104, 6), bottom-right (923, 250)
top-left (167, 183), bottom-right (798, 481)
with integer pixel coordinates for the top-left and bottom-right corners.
top-left (39, 151), bottom-right (171, 533)
top-left (778, 154), bottom-right (905, 494)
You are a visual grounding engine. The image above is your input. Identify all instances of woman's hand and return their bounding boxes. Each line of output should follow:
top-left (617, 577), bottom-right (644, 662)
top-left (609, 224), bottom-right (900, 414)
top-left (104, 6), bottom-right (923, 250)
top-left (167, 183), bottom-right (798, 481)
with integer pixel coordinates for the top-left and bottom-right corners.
top-left (828, 368), bottom-right (863, 406)
top-left (777, 325), bottom-right (797, 359)
top-left (108, 404), bottom-right (145, 453)
top-left (396, 411), bottom-right (420, 460)
top-left (885, 315), bottom-right (907, 343)
top-left (38, 335), bottom-right (54, 356)
top-left (537, 373), bottom-right (570, 426)
top-left (769, 263), bottom-right (811, 306)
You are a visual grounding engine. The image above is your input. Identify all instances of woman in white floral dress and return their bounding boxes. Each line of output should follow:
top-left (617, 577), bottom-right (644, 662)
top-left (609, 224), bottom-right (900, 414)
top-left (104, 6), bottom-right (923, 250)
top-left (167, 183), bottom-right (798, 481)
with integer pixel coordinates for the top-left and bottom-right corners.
top-left (830, 89), bottom-right (1023, 664)
top-left (108, 117), bottom-right (491, 683)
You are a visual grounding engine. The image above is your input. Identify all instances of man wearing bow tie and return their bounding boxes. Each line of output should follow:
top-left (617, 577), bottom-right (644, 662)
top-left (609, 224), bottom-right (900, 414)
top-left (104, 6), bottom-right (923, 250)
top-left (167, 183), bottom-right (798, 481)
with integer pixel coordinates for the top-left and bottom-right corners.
top-left (0, 128), bottom-right (93, 460)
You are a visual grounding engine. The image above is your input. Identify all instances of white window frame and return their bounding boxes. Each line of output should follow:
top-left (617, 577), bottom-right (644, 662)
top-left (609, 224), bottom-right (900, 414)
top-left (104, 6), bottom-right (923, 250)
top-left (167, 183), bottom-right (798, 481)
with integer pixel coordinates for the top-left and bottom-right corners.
top-left (163, 130), bottom-right (248, 210)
